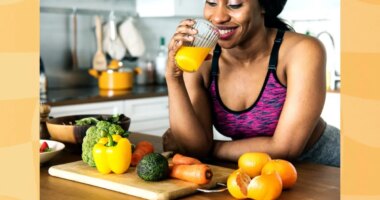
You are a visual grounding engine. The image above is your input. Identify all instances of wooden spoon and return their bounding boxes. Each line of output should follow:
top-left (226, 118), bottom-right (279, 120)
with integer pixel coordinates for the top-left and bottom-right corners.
top-left (92, 16), bottom-right (107, 71)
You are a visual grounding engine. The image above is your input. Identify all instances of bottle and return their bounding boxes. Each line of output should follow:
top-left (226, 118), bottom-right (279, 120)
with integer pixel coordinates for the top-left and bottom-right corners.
top-left (136, 56), bottom-right (155, 85)
top-left (40, 57), bottom-right (47, 95)
top-left (145, 58), bottom-right (155, 85)
top-left (155, 37), bottom-right (167, 84)
top-left (135, 59), bottom-right (147, 85)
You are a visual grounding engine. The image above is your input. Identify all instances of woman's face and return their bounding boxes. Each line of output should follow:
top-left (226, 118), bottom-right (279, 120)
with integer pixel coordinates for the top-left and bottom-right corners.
top-left (204, 0), bottom-right (265, 48)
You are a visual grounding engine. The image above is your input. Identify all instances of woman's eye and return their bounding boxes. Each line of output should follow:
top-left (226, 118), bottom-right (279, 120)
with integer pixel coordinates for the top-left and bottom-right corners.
top-left (228, 4), bottom-right (242, 9)
top-left (206, 1), bottom-right (217, 7)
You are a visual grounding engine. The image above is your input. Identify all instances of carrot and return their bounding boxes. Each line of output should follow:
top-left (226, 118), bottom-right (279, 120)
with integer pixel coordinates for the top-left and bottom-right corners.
top-left (172, 153), bottom-right (202, 165)
top-left (131, 141), bottom-right (154, 166)
top-left (170, 164), bottom-right (213, 185)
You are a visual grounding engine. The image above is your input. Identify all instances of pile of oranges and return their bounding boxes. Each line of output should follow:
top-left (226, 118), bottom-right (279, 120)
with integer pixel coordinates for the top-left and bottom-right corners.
top-left (227, 152), bottom-right (297, 200)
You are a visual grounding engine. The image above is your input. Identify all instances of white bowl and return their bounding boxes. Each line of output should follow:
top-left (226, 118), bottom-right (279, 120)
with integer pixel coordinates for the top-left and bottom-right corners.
top-left (40, 139), bottom-right (65, 164)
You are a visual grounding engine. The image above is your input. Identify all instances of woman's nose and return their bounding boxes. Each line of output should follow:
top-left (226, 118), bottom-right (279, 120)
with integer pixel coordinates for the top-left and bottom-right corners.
top-left (211, 6), bottom-right (230, 23)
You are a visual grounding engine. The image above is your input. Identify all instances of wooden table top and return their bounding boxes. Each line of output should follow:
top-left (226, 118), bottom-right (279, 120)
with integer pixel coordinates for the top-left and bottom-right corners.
top-left (40, 133), bottom-right (340, 200)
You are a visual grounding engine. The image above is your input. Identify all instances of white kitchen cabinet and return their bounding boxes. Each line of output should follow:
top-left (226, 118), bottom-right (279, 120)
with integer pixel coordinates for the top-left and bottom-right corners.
top-left (50, 101), bottom-right (124, 117)
top-left (136, 0), bottom-right (204, 17)
top-left (124, 96), bottom-right (169, 136)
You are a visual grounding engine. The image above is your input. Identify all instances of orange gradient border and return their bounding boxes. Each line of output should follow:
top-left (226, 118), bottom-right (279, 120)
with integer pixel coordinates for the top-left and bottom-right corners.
top-left (341, 0), bottom-right (380, 199)
top-left (0, 0), bottom-right (39, 200)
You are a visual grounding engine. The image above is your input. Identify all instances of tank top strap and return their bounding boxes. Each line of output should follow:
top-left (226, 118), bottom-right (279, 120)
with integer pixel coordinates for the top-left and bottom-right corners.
top-left (211, 44), bottom-right (222, 77)
top-left (268, 29), bottom-right (285, 70)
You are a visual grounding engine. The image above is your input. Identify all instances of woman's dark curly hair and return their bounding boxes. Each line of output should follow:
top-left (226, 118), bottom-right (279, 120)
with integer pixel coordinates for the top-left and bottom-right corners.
top-left (258, 0), bottom-right (294, 31)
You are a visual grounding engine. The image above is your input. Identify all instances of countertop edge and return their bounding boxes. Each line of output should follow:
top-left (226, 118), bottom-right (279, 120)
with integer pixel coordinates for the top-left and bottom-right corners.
top-left (48, 92), bottom-right (168, 107)
top-left (42, 85), bottom-right (168, 107)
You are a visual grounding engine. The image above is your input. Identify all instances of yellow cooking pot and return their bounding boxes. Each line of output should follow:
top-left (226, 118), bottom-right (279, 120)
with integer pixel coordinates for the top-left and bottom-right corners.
top-left (89, 68), bottom-right (133, 90)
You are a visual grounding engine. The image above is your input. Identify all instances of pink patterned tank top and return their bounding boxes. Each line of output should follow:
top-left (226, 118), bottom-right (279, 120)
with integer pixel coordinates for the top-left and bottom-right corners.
top-left (208, 30), bottom-right (287, 140)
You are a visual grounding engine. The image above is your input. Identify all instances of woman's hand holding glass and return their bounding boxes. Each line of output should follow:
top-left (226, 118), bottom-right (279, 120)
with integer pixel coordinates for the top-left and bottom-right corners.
top-left (166, 19), bottom-right (197, 80)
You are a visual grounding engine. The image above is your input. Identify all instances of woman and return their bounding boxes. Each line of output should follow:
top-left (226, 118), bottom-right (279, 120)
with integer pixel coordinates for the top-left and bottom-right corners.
top-left (163, 0), bottom-right (340, 167)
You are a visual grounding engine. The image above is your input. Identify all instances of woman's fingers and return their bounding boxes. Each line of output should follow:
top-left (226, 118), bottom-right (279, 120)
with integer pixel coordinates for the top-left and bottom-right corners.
top-left (168, 40), bottom-right (182, 57)
top-left (168, 19), bottom-right (197, 50)
top-left (179, 18), bottom-right (196, 28)
top-left (173, 33), bottom-right (194, 47)
top-left (166, 19), bottom-right (199, 78)
top-left (175, 24), bottom-right (197, 35)
top-left (169, 31), bottom-right (197, 51)
top-left (167, 38), bottom-right (183, 77)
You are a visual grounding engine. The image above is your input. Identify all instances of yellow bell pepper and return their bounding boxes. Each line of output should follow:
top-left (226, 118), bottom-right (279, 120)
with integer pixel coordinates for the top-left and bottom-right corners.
top-left (92, 134), bottom-right (132, 174)
top-left (98, 134), bottom-right (122, 145)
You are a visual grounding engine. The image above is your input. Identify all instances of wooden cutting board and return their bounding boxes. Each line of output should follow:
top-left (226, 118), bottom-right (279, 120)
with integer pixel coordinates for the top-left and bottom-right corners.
top-left (48, 161), bottom-right (234, 200)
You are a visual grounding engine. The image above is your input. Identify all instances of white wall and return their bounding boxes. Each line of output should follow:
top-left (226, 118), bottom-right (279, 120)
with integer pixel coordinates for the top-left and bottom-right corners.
top-left (280, 0), bottom-right (341, 78)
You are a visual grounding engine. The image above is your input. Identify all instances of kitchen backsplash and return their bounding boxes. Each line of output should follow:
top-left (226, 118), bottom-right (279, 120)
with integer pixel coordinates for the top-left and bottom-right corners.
top-left (40, 0), bottom-right (340, 89)
top-left (40, 0), bottom-right (193, 89)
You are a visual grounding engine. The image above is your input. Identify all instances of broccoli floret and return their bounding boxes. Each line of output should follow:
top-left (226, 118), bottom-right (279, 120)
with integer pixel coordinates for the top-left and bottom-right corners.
top-left (96, 120), bottom-right (112, 129)
top-left (108, 124), bottom-right (125, 135)
top-left (75, 117), bottom-right (99, 126)
top-left (108, 114), bottom-right (121, 124)
top-left (81, 126), bottom-right (102, 167)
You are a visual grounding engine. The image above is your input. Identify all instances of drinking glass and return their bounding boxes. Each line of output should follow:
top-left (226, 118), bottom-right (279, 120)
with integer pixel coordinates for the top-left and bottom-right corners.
top-left (175, 19), bottom-right (220, 72)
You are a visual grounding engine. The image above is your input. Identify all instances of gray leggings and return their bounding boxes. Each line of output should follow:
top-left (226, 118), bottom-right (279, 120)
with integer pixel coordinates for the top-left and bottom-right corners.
top-left (297, 124), bottom-right (340, 167)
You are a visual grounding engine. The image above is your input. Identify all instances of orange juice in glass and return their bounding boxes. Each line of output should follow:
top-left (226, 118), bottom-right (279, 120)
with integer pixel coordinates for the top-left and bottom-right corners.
top-left (175, 46), bottom-right (212, 72)
top-left (175, 19), bottom-right (219, 72)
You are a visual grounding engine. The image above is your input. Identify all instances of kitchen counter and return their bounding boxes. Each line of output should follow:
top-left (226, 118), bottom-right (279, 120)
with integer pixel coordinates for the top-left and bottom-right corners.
top-left (41, 85), bottom-right (168, 106)
top-left (40, 133), bottom-right (340, 200)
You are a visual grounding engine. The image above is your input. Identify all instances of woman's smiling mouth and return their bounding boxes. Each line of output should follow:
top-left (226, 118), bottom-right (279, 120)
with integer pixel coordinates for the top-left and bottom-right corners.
top-left (217, 26), bottom-right (239, 40)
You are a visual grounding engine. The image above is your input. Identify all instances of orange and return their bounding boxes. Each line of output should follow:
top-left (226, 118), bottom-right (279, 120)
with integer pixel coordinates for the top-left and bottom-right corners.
top-left (261, 159), bottom-right (298, 189)
top-left (227, 169), bottom-right (251, 199)
top-left (247, 172), bottom-right (283, 200)
top-left (238, 152), bottom-right (271, 178)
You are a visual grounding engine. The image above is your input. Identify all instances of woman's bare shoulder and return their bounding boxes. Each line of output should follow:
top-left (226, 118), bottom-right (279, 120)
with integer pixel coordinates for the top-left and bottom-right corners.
top-left (282, 31), bottom-right (326, 68)
top-left (283, 31), bottom-right (325, 57)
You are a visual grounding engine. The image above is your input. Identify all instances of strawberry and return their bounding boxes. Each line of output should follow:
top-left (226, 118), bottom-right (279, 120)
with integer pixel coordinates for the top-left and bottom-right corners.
top-left (40, 141), bottom-right (49, 152)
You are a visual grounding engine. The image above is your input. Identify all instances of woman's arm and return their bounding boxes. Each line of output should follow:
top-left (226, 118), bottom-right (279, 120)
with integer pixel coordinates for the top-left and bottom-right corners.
top-left (166, 72), bottom-right (214, 157)
top-left (213, 36), bottom-right (326, 161)
top-left (165, 19), bottom-right (214, 157)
